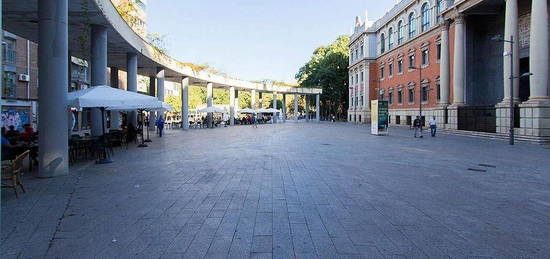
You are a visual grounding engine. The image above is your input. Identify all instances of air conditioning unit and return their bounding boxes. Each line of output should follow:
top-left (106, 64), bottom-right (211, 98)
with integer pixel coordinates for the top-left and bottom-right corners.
top-left (19, 74), bottom-right (30, 82)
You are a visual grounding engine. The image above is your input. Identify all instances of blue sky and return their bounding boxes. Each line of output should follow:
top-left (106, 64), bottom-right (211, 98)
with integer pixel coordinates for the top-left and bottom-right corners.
top-left (147, 0), bottom-right (396, 83)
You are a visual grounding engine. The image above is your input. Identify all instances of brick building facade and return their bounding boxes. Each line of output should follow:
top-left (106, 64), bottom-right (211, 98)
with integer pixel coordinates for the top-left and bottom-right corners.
top-left (350, 0), bottom-right (550, 143)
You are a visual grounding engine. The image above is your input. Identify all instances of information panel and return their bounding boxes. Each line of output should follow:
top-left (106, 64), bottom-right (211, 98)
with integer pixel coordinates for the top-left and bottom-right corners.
top-left (371, 100), bottom-right (389, 135)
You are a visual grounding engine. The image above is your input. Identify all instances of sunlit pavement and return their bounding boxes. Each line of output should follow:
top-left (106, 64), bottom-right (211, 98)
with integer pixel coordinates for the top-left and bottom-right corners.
top-left (2, 122), bottom-right (550, 258)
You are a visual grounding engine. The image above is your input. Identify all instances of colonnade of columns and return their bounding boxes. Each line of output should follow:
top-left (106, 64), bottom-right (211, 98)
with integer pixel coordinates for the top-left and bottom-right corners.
top-left (34, 0), bottom-right (321, 178)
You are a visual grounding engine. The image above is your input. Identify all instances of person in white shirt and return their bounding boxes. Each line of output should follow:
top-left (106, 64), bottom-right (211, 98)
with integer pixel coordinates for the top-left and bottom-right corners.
top-left (429, 116), bottom-right (437, 137)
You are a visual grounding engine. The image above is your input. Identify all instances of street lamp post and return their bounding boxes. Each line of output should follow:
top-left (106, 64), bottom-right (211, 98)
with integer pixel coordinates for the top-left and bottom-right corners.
top-left (491, 35), bottom-right (533, 145)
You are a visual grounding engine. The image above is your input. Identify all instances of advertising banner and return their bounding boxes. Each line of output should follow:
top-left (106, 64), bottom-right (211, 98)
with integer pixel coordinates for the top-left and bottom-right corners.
top-left (371, 100), bottom-right (389, 135)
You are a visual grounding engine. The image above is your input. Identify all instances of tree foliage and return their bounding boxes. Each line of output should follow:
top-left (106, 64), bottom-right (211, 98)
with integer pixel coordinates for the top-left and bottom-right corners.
top-left (295, 36), bottom-right (350, 120)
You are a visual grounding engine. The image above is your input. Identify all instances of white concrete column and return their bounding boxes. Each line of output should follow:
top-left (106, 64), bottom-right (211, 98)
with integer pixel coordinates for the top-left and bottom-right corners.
top-left (148, 75), bottom-right (156, 130)
top-left (294, 93), bottom-right (299, 120)
top-left (38, 0), bottom-right (69, 177)
top-left (181, 77), bottom-right (189, 130)
top-left (316, 94), bottom-right (320, 122)
top-left (235, 90), bottom-right (240, 114)
top-left (282, 94), bottom-right (287, 122)
top-left (528, 0), bottom-right (550, 101)
top-left (503, 0), bottom-right (520, 102)
top-left (305, 95), bottom-right (310, 121)
top-left (90, 24), bottom-right (108, 136)
top-left (251, 89), bottom-right (257, 109)
top-left (229, 86), bottom-right (236, 126)
top-left (156, 68), bottom-right (165, 125)
top-left (110, 67), bottom-right (121, 129)
top-left (207, 82), bottom-right (213, 128)
top-left (439, 21), bottom-right (450, 105)
top-left (452, 15), bottom-right (466, 105)
top-left (126, 52), bottom-right (138, 127)
top-left (273, 92), bottom-right (278, 123)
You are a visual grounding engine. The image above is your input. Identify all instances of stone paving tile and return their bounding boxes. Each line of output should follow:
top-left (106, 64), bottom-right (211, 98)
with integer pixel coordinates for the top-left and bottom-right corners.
top-left (2, 122), bottom-right (550, 258)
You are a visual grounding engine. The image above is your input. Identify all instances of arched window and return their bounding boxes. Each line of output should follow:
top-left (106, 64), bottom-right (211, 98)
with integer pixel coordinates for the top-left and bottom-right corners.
top-left (421, 3), bottom-right (430, 32)
top-left (436, 0), bottom-right (443, 23)
top-left (380, 33), bottom-right (386, 54)
top-left (408, 12), bottom-right (417, 38)
top-left (388, 27), bottom-right (394, 49)
top-left (398, 20), bottom-right (404, 44)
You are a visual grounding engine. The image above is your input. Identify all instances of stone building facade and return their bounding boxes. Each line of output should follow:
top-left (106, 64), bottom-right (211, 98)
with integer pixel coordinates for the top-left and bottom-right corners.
top-left (349, 0), bottom-right (550, 142)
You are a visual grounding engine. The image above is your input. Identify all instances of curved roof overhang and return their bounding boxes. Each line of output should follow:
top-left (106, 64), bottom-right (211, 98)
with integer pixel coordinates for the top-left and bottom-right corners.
top-left (2, 0), bottom-right (322, 95)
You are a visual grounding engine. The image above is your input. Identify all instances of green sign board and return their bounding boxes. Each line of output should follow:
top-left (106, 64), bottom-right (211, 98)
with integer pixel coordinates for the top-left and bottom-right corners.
top-left (378, 101), bottom-right (389, 129)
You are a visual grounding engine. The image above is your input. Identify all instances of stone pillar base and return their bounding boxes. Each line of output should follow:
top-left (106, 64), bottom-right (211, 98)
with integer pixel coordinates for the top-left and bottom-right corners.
top-left (446, 105), bottom-right (461, 130)
top-left (495, 101), bottom-right (515, 135)
top-left (348, 109), bottom-right (356, 122)
top-left (518, 99), bottom-right (550, 139)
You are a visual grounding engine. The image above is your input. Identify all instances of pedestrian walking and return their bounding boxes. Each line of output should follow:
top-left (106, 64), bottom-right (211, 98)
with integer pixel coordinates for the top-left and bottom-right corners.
top-left (429, 116), bottom-right (437, 137)
top-left (156, 115), bottom-right (165, 137)
top-left (252, 113), bottom-right (258, 128)
top-left (413, 116), bottom-right (423, 138)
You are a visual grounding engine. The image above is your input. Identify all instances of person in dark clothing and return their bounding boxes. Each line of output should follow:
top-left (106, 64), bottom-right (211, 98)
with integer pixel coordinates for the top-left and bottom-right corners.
top-left (6, 125), bottom-right (20, 144)
top-left (413, 116), bottom-right (423, 138)
top-left (156, 116), bottom-right (165, 137)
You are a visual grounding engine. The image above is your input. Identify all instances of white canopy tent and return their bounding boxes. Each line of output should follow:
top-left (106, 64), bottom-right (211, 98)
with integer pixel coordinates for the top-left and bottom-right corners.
top-left (257, 108), bottom-right (281, 114)
top-left (196, 106), bottom-right (227, 114)
top-left (238, 108), bottom-right (257, 114)
top-left (68, 85), bottom-right (161, 109)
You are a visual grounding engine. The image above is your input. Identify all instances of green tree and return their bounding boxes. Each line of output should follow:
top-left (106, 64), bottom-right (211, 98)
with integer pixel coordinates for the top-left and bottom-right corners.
top-left (189, 85), bottom-right (206, 109)
top-left (296, 35), bottom-right (350, 120)
top-left (165, 94), bottom-right (182, 115)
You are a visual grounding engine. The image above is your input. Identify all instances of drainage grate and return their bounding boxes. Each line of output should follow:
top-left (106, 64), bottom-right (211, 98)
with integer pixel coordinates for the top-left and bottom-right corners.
top-left (478, 164), bottom-right (496, 168)
top-left (468, 168), bottom-right (487, 172)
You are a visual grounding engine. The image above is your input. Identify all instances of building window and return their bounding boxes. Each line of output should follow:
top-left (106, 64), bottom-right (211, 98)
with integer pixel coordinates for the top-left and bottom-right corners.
top-left (408, 88), bottom-right (415, 103)
top-left (3, 71), bottom-right (17, 99)
top-left (380, 67), bottom-right (385, 79)
top-left (360, 96), bottom-right (363, 106)
top-left (351, 51), bottom-right (354, 61)
top-left (396, 115), bottom-right (401, 124)
top-left (421, 3), bottom-right (431, 32)
top-left (389, 63), bottom-right (393, 77)
top-left (380, 34), bottom-right (386, 54)
top-left (356, 97), bottom-right (359, 107)
top-left (436, 0), bottom-right (444, 23)
top-left (422, 86), bottom-right (429, 102)
top-left (388, 92), bottom-right (393, 105)
top-left (422, 49), bottom-right (429, 66)
top-left (360, 71), bottom-right (364, 82)
top-left (388, 28), bottom-right (394, 49)
top-left (398, 60), bottom-right (403, 73)
top-left (437, 83), bottom-right (441, 101)
top-left (380, 93), bottom-right (385, 101)
top-left (398, 21), bottom-right (404, 45)
top-left (409, 55), bottom-right (415, 69)
top-left (437, 44), bottom-right (441, 60)
top-left (408, 13), bottom-right (417, 38)
top-left (355, 48), bottom-right (359, 60)
top-left (2, 39), bottom-right (17, 65)
top-left (360, 45), bottom-right (364, 57)
top-left (398, 90), bottom-right (403, 104)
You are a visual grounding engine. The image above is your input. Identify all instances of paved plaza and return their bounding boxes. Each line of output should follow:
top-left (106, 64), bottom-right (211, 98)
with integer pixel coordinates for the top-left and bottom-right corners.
top-left (2, 122), bottom-right (550, 258)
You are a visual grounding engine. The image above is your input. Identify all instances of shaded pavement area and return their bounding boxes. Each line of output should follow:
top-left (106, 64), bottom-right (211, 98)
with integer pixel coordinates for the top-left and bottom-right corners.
top-left (2, 122), bottom-right (550, 258)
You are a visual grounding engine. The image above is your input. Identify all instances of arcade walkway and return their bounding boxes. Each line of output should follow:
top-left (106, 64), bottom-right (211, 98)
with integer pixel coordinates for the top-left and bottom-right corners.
top-left (2, 123), bottom-right (550, 258)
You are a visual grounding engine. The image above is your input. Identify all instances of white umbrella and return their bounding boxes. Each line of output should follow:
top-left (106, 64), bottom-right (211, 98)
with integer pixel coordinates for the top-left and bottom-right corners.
top-left (68, 85), bottom-right (160, 109)
top-left (197, 106), bottom-right (226, 114)
top-left (258, 108), bottom-right (281, 114)
top-left (238, 108), bottom-right (257, 114)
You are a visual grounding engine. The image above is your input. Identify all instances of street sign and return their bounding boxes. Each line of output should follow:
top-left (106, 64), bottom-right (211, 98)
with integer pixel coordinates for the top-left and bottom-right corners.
top-left (371, 100), bottom-right (389, 135)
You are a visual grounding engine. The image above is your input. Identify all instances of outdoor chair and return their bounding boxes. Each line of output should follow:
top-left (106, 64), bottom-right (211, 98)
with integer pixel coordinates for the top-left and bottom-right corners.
top-left (2, 150), bottom-right (30, 198)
